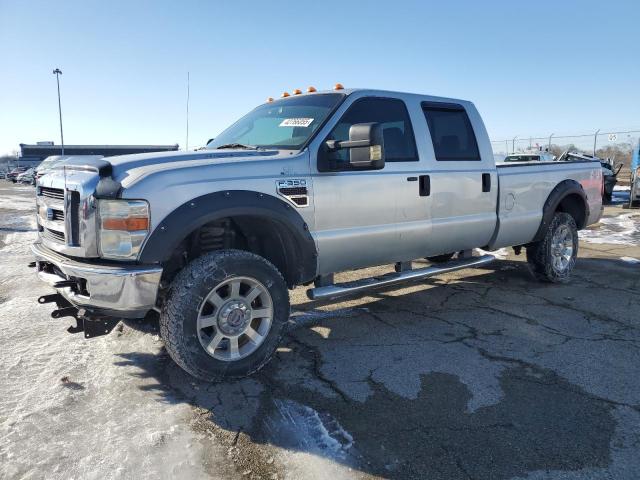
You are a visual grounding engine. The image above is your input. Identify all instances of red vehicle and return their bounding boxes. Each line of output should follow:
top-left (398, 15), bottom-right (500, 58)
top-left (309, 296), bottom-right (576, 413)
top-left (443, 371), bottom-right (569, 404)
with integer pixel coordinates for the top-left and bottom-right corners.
top-left (6, 167), bottom-right (28, 182)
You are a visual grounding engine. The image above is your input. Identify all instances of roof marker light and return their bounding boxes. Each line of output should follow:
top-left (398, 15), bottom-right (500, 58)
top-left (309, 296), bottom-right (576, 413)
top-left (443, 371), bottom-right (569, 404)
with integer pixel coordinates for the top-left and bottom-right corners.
top-left (334, 83), bottom-right (344, 90)
top-left (266, 97), bottom-right (274, 103)
top-left (281, 91), bottom-right (290, 98)
top-left (307, 86), bottom-right (317, 93)
top-left (292, 88), bottom-right (302, 95)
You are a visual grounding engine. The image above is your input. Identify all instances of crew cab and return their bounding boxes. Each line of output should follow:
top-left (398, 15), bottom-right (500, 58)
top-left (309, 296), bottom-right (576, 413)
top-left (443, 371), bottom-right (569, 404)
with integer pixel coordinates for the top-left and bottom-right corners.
top-left (32, 87), bottom-right (603, 380)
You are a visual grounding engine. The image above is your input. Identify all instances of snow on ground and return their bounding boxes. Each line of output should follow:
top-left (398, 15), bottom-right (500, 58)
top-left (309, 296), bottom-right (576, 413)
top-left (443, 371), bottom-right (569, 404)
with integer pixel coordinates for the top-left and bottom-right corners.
top-left (0, 208), bottom-right (227, 480)
top-left (0, 186), bottom-right (37, 212)
top-left (579, 212), bottom-right (640, 246)
top-left (620, 256), bottom-right (640, 264)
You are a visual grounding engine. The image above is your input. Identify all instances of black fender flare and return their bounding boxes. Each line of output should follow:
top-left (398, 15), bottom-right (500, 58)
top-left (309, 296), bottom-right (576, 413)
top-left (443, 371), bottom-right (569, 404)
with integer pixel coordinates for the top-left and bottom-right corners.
top-left (532, 179), bottom-right (589, 242)
top-left (138, 190), bottom-right (318, 285)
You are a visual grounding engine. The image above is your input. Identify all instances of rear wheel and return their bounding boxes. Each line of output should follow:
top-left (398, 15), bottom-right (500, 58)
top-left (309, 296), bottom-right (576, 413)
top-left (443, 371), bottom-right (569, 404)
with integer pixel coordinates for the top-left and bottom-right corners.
top-left (526, 212), bottom-right (578, 283)
top-left (160, 249), bottom-right (290, 381)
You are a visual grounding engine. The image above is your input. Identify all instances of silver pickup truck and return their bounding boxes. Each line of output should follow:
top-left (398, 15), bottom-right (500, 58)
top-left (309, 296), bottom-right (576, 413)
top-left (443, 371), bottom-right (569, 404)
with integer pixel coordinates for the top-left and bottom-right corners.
top-left (32, 87), bottom-right (603, 380)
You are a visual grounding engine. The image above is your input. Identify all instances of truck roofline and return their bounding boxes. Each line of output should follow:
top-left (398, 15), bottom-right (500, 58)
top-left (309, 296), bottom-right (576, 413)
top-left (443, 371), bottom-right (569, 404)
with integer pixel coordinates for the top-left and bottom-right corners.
top-left (273, 88), bottom-right (474, 108)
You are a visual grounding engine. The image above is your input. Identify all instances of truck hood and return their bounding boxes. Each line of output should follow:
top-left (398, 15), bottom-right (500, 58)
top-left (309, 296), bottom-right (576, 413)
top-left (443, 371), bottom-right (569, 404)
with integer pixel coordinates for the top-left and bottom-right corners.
top-left (105, 148), bottom-right (283, 178)
top-left (52, 148), bottom-right (289, 183)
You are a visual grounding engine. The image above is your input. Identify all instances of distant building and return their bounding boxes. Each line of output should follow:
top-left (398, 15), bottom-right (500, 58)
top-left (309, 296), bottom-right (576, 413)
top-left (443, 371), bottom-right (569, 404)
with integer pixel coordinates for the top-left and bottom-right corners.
top-left (17, 143), bottom-right (180, 167)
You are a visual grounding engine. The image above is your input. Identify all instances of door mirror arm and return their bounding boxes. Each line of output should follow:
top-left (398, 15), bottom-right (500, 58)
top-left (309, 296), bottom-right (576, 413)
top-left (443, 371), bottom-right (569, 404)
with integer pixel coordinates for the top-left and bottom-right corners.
top-left (322, 122), bottom-right (386, 170)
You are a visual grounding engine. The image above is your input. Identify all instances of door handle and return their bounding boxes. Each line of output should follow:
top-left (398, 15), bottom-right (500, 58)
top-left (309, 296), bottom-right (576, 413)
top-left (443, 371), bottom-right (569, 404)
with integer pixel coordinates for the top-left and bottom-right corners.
top-left (419, 175), bottom-right (430, 196)
top-left (482, 173), bottom-right (491, 192)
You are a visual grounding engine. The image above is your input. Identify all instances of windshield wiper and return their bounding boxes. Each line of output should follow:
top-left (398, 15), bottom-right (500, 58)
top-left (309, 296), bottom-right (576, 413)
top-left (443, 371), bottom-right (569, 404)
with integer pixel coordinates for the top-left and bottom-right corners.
top-left (214, 143), bottom-right (259, 150)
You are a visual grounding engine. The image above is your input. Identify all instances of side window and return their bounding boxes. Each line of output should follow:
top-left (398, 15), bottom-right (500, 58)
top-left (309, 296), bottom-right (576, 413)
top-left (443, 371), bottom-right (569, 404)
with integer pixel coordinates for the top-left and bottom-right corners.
top-left (320, 97), bottom-right (418, 171)
top-left (422, 103), bottom-right (480, 161)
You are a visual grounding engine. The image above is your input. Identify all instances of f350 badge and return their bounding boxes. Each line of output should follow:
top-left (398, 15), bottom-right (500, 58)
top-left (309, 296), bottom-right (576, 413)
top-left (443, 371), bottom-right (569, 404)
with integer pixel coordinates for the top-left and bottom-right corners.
top-left (276, 179), bottom-right (309, 208)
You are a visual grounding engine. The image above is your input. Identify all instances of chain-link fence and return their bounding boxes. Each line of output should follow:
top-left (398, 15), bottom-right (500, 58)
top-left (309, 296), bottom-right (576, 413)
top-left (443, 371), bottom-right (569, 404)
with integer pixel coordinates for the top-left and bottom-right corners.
top-left (491, 130), bottom-right (640, 184)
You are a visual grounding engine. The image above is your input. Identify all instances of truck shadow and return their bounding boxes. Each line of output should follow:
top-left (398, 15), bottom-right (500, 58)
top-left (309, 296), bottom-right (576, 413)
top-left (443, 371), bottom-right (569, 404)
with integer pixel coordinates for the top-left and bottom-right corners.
top-left (114, 257), bottom-right (635, 479)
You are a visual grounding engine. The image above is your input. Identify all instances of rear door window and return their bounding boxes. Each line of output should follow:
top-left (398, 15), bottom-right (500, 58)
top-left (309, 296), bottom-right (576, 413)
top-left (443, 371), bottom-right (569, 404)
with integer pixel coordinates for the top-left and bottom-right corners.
top-left (422, 102), bottom-right (480, 161)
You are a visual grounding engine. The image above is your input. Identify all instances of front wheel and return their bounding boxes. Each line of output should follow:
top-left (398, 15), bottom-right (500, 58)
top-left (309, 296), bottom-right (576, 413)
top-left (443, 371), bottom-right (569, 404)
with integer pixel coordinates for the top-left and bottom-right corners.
top-left (526, 212), bottom-right (578, 283)
top-left (160, 249), bottom-right (290, 381)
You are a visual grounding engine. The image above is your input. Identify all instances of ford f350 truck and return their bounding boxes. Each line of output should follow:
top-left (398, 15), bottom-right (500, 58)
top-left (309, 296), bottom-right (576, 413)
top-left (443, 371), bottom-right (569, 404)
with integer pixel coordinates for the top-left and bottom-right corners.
top-left (31, 86), bottom-right (603, 380)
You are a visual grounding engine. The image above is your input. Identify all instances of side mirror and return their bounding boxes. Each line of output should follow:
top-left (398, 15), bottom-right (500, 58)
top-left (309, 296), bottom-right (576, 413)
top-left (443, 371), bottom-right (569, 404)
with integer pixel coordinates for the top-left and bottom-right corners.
top-left (325, 122), bottom-right (385, 170)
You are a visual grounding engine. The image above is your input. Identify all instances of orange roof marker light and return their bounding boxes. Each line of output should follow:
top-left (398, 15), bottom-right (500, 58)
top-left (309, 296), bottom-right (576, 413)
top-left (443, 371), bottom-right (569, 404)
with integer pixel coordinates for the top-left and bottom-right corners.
top-left (307, 86), bottom-right (317, 93)
top-left (266, 97), bottom-right (274, 103)
top-left (334, 83), bottom-right (344, 90)
top-left (281, 91), bottom-right (290, 98)
top-left (292, 88), bottom-right (302, 95)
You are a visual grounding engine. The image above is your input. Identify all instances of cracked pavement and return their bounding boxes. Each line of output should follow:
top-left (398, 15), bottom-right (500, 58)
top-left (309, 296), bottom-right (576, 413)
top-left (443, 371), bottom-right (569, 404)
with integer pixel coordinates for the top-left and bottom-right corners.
top-left (2, 183), bottom-right (640, 479)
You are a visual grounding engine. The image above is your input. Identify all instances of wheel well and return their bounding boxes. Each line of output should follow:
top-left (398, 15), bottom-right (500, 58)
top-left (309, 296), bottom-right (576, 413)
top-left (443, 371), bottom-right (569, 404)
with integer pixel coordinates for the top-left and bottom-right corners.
top-left (160, 215), bottom-right (304, 288)
top-left (555, 193), bottom-right (587, 229)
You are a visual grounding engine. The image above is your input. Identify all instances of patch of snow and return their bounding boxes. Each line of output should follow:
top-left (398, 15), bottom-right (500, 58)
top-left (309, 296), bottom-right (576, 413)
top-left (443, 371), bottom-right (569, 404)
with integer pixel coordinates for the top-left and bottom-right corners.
top-left (620, 256), bottom-right (640, 264)
top-left (476, 247), bottom-right (509, 259)
top-left (579, 213), bottom-right (640, 246)
top-left (0, 193), bottom-right (36, 212)
top-left (265, 399), bottom-right (358, 480)
top-left (0, 196), bottom-right (223, 479)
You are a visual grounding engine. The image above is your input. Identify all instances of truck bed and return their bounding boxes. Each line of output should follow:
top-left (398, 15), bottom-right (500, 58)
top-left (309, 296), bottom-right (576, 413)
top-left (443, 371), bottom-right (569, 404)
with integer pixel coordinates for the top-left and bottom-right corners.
top-left (490, 160), bottom-right (603, 249)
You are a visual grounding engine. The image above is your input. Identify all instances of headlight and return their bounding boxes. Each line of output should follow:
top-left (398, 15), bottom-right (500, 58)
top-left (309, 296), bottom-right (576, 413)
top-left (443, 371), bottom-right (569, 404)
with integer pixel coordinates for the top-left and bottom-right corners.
top-left (98, 200), bottom-right (150, 259)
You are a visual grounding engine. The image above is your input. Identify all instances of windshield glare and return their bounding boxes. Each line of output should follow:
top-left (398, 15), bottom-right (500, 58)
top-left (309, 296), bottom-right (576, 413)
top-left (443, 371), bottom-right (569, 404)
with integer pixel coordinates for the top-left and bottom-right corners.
top-left (207, 93), bottom-right (344, 150)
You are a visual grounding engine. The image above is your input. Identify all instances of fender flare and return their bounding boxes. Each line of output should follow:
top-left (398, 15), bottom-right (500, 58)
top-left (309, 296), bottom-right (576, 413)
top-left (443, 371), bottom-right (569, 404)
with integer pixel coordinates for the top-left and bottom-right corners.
top-left (532, 179), bottom-right (589, 242)
top-left (138, 190), bottom-right (318, 285)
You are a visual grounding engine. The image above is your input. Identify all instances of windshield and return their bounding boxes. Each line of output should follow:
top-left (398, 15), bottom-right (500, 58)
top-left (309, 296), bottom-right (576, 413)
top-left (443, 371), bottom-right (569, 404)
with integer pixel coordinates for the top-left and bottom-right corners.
top-left (207, 93), bottom-right (344, 150)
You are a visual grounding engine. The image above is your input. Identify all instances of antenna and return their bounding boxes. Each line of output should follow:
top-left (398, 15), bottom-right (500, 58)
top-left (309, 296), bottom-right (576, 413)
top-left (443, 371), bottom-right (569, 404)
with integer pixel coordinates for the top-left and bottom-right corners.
top-left (185, 72), bottom-right (190, 151)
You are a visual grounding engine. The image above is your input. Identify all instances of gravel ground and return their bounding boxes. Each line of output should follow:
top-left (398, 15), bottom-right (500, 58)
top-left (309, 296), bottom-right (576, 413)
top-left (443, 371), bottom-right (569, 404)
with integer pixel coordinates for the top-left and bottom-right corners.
top-left (1, 182), bottom-right (639, 480)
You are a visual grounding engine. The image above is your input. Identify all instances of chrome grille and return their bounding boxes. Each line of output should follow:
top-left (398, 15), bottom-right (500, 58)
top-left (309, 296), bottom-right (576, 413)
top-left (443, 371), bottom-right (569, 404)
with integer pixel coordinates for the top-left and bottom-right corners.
top-left (51, 209), bottom-right (64, 221)
top-left (40, 186), bottom-right (65, 200)
top-left (43, 227), bottom-right (65, 243)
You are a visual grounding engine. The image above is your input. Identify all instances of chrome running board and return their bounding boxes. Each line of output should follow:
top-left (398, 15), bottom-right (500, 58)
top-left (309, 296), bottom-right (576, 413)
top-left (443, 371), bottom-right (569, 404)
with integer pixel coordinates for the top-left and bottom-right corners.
top-left (307, 254), bottom-right (496, 301)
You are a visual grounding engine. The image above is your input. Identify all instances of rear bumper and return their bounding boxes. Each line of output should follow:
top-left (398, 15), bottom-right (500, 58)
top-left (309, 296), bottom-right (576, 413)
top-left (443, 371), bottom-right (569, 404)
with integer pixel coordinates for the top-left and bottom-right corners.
top-left (32, 242), bottom-right (162, 318)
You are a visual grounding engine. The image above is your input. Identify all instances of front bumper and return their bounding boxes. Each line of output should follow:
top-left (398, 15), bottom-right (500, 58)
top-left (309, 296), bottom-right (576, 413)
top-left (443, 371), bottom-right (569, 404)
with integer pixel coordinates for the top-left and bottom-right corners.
top-left (32, 242), bottom-right (162, 318)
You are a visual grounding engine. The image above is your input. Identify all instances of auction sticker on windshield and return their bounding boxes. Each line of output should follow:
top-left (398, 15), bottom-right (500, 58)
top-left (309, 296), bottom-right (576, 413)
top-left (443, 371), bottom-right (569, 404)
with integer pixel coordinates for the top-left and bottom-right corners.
top-left (279, 118), bottom-right (314, 127)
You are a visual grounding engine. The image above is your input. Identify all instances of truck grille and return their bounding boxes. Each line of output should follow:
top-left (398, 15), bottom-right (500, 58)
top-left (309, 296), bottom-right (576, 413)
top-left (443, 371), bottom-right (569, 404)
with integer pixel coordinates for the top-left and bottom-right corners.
top-left (43, 227), bottom-right (65, 243)
top-left (51, 209), bottom-right (65, 221)
top-left (40, 187), bottom-right (65, 200)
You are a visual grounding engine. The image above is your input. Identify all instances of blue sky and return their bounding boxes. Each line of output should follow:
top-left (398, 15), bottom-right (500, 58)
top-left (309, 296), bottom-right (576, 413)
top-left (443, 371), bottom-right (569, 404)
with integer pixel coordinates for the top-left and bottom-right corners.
top-left (1, 0), bottom-right (638, 155)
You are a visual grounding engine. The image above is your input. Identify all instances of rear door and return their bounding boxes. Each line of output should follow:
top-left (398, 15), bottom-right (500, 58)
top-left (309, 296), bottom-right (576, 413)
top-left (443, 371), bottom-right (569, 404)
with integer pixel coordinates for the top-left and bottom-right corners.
top-left (420, 101), bottom-right (498, 254)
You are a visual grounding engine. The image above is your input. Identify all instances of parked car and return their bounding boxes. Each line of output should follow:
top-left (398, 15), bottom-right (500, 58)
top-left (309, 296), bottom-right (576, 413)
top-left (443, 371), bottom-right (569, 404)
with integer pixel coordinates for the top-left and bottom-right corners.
top-left (631, 145), bottom-right (640, 208)
top-left (6, 167), bottom-right (28, 182)
top-left (31, 87), bottom-right (603, 381)
top-left (16, 168), bottom-right (36, 185)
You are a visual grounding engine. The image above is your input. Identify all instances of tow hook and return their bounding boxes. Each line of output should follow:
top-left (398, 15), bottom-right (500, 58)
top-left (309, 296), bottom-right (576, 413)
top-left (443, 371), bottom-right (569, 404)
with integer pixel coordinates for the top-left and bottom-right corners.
top-left (38, 294), bottom-right (121, 339)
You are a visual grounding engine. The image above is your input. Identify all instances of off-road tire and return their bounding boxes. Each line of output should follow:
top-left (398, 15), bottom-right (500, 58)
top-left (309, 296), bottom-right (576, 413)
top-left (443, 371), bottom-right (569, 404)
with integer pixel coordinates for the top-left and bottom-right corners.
top-left (427, 253), bottom-right (455, 263)
top-left (526, 212), bottom-right (578, 283)
top-left (160, 249), bottom-right (290, 381)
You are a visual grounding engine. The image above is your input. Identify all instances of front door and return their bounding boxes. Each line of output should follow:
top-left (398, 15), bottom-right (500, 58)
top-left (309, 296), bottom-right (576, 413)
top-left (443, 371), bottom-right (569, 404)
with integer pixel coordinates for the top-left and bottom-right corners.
top-left (310, 96), bottom-right (424, 275)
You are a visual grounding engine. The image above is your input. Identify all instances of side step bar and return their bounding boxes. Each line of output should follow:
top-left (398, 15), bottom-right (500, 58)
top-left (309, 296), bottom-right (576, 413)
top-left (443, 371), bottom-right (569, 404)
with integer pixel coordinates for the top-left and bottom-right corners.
top-left (307, 254), bottom-right (496, 301)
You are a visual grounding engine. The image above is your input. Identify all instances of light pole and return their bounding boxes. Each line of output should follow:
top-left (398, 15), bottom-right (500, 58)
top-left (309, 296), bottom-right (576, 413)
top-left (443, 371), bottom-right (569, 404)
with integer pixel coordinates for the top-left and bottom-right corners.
top-left (52, 68), bottom-right (64, 155)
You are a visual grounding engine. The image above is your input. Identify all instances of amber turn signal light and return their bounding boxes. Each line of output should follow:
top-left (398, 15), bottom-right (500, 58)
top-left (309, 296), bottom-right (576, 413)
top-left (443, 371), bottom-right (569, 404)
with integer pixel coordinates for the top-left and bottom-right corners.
top-left (102, 217), bottom-right (150, 231)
